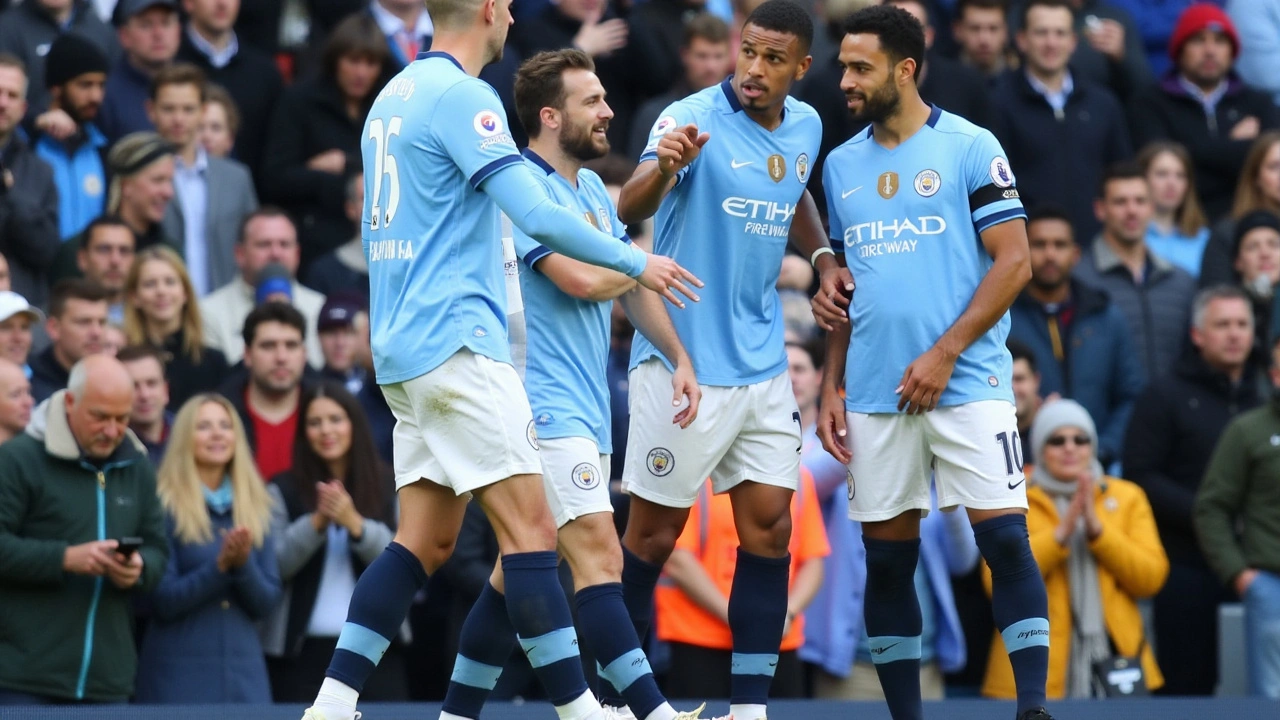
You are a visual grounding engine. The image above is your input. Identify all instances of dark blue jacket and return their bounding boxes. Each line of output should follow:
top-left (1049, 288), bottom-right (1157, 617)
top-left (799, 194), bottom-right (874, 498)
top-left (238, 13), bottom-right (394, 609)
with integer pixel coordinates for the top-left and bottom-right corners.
top-left (1007, 279), bottom-right (1144, 465)
top-left (97, 58), bottom-right (155, 145)
top-left (134, 506), bottom-right (281, 703)
top-left (988, 70), bottom-right (1132, 242)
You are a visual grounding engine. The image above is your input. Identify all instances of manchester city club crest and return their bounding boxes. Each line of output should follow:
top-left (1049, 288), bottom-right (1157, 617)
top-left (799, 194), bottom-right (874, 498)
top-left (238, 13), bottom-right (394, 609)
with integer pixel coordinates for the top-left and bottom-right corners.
top-left (795, 153), bottom-right (810, 183)
top-left (647, 448), bottom-right (674, 477)
top-left (767, 154), bottom-right (786, 183)
top-left (914, 169), bottom-right (941, 197)
top-left (846, 470), bottom-right (856, 501)
top-left (526, 420), bottom-right (539, 450)
top-left (877, 171), bottom-right (899, 199)
top-left (571, 463), bottom-right (600, 490)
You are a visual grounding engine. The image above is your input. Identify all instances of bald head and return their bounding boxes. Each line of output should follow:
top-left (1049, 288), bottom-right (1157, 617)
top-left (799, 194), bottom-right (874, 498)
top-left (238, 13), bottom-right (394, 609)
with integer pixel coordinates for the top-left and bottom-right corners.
top-left (65, 355), bottom-right (135, 459)
top-left (0, 358), bottom-right (32, 442)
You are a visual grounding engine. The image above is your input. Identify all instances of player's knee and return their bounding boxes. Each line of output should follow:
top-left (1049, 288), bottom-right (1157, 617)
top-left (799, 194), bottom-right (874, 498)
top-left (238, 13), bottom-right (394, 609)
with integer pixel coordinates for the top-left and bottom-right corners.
top-left (741, 508), bottom-right (792, 558)
top-left (973, 514), bottom-right (1035, 580)
top-left (504, 513), bottom-right (559, 554)
top-left (624, 522), bottom-right (681, 566)
top-left (862, 538), bottom-right (918, 598)
top-left (396, 532), bottom-right (457, 574)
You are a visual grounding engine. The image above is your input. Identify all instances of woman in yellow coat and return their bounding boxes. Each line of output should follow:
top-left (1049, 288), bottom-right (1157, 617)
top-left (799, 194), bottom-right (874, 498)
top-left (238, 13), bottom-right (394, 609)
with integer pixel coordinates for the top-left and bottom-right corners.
top-left (983, 399), bottom-right (1169, 699)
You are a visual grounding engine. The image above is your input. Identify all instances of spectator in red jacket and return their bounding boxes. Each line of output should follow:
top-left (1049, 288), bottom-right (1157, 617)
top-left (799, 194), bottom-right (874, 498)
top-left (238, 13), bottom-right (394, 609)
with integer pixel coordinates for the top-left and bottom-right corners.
top-left (1129, 2), bottom-right (1280, 221)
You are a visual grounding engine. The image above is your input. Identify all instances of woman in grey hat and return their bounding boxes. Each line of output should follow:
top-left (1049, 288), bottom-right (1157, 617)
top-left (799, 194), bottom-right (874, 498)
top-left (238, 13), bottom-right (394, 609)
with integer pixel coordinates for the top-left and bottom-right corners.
top-left (981, 399), bottom-right (1169, 700)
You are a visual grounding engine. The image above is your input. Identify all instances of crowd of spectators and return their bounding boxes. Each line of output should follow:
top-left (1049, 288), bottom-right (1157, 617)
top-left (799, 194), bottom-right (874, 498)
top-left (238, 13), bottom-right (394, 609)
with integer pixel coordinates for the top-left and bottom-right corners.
top-left (1, 0), bottom-right (1280, 707)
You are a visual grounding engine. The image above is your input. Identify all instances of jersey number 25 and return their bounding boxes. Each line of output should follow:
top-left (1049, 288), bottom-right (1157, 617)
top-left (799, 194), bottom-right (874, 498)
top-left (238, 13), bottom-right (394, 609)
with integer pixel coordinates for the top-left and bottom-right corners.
top-left (367, 116), bottom-right (403, 230)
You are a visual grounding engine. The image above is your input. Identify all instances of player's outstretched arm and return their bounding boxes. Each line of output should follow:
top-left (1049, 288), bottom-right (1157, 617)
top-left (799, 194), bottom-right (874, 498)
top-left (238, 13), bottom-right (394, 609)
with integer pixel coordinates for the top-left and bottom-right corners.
top-left (817, 321), bottom-right (852, 464)
top-left (537, 254), bottom-right (637, 302)
top-left (484, 164), bottom-right (704, 306)
top-left (789, 190), bottom-right (853, 330)
top-left (895, 219), bottom-right (1032, 414)
top-left (618, 288), bottom-right (701, 429)
top-left (617, 124), bottom-right (709, 224)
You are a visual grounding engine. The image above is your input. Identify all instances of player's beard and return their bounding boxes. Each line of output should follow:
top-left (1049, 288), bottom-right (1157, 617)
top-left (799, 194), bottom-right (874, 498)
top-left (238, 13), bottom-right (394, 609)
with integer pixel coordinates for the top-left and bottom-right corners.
top-left (560, 118), bottom-right (610, 163)
top-left (848, 81), bottom-right (900, 124)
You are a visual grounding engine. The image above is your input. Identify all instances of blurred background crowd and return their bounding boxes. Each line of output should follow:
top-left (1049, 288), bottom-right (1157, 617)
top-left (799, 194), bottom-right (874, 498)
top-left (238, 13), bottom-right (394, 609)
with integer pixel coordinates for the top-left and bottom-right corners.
top-left (1, 0), bottom-right (1280, 708)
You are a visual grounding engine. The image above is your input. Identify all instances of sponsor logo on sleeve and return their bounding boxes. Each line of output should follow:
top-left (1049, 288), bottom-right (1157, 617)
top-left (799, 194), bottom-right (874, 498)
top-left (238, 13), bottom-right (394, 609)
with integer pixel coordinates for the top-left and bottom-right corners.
top-left (474, 110), bottom-right (504, 137)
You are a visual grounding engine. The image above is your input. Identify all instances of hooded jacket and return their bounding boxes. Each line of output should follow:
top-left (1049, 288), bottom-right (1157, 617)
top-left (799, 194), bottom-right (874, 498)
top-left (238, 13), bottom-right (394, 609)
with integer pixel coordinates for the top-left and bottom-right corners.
top-left (0, 391), bottom-right (167, 701)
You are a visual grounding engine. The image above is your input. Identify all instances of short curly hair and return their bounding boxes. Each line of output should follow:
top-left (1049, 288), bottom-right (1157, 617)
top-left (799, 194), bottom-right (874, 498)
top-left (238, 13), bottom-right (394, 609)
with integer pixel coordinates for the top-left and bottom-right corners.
top-left (843, 4), bottom-right (926, 80)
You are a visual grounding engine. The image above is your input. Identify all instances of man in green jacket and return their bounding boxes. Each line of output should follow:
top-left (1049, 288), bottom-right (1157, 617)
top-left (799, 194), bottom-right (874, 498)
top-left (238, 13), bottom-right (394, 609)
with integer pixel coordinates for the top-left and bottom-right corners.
top-left (1195, 336), bottom-right (1280, 699)
top-left (0, 354), bottom-right (167, 704)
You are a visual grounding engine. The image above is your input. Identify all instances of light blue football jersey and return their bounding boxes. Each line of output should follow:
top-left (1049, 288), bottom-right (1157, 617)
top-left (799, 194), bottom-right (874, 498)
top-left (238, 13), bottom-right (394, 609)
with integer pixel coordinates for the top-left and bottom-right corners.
top-left (824, 106), bottom-right (1026, 413)
top-left (631, 78), bottom-right (822, 387)
top-left (361, 52), bottom-right (524, 384)
top-left (513, 150), bottom-right (627, 452)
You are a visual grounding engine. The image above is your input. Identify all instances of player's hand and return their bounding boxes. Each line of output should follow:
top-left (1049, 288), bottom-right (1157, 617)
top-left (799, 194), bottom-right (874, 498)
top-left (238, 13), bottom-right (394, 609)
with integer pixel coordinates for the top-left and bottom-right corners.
top-left (36, 108), bottom-right (78, 141)
top-left (670, 358), bottom-right (701, 428)
top-left (895, 346), bottom-right (956, 414)
top-left (656, 124), bottom-right (710, 179)
top-left (816, 385), bottom-right (852, 464)
top-left (638, 253), bottom-right (703, 308)
top-left (811, 264), bottom-right (854, 331)
top-left (103, 549), bottom-right (144, 590)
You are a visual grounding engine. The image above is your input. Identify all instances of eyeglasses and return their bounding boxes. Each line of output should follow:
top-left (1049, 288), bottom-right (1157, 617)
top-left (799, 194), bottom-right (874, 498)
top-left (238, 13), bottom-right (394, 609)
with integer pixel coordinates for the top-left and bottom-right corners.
top-left (1046, 434), bottom-right (1092, 447)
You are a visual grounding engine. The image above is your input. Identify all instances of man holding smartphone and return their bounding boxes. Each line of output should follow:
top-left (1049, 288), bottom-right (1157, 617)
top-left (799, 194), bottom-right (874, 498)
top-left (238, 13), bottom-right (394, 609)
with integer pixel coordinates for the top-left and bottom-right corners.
top-left (0, 354), bottom-right (168, 705)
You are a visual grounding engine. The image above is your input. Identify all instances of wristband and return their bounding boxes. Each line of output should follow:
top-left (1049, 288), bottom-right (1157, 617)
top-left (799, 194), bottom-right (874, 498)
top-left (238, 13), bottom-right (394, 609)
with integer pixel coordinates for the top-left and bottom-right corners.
top-left (810, 246), bottom-right (835, 267)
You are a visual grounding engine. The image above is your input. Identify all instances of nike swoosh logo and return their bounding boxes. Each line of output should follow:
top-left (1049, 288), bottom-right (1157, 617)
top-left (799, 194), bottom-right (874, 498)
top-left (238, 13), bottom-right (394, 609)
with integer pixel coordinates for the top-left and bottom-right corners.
top-left (871, 642), bottom-right (901, 655)
top-left (730, 160), bottom-right (753, 169)
top-left (842, 187), bottom-right (863, 199)
top-left (1008, 478), bottom-right (1026, 490)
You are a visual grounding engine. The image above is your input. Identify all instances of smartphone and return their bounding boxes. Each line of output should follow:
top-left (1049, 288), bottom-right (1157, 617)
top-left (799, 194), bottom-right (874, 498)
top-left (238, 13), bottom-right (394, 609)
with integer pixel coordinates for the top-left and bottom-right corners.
top-left (116, 537), bottom-right (144, 559)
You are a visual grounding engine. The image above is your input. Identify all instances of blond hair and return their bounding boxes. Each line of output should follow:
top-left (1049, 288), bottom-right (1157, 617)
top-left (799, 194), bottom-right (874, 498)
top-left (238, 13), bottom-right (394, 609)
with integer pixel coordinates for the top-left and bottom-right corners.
top-left (157, 394), bottom-right (272, 547)
top-left (124, 246), bottom-right (207, 363)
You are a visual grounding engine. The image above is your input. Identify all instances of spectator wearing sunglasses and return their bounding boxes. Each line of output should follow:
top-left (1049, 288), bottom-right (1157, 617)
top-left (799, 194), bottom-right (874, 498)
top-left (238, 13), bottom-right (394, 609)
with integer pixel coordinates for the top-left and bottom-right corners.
top-left (982, 399), bottom-right (1168, 700)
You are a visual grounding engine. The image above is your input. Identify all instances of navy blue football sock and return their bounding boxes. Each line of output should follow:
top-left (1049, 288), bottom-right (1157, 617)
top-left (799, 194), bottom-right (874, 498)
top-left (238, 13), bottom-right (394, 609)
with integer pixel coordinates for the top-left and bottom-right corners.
top-left (974, 514), bottom-right (1050, 715)
top-left (621, 545), bottom-right (662, 644)
top-left (577, 583), bottom-right (667, 718)
top-left (862, 537), bottom-right (924, 720)
top-left (728, 549), bottom-right (790, 707)
top-left (504, 552), bottom-right (590, 707)
top-left (326, 542), bottom-right (427, 692)
top-left (443, 581), bottom-right (517, 718)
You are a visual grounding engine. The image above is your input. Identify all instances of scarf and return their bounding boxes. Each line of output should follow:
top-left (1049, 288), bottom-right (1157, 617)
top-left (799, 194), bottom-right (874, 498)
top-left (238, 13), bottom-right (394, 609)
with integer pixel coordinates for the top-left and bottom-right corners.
top-left (1033, 460), bottom-right (1110, 698)
top-left (203, 475), bottom-right (234, 516)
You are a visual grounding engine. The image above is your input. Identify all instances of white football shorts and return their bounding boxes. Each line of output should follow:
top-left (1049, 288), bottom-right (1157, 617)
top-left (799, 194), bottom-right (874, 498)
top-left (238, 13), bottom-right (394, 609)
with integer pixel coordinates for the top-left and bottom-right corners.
top-left (843, 400), bottom-right (1028, 522)
top-left (381, 348), bottom-right (541, 493)
top-left (622, 359), bottom-right (801, 508)
top-left (537, 436), bottom-right (613, 529)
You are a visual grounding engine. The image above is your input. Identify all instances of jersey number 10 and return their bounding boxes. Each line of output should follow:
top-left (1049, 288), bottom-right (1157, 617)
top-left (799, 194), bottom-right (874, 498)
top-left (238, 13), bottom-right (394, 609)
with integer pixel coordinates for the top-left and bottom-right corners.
top-left (367, 116), bottom-right (403, 230)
